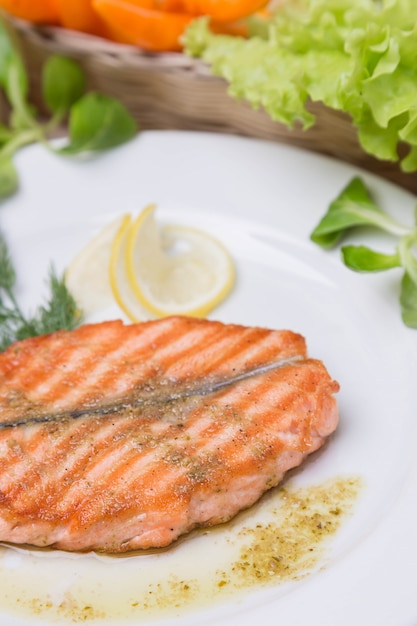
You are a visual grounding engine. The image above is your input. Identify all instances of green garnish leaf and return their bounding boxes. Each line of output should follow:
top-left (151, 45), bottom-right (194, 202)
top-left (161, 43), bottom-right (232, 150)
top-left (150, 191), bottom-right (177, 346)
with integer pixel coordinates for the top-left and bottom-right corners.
top-left (36, 268), bottom-right (83, 335)
top-left (0, 20), bottom-right (13, 80)
top-left (0, 123), bottom-right (13, 146)
top-left (42, 55), bottom-right (86, 116)
top-left (400, 271), bottom-right (417, 329)
top-left (0, 20), bottom-right (25, 97)
top-left (0, 153), bottom-right (18, 198)
top-left (0, 232), bottom-right (16, 290)
top-left (12, 268), bottom-right (83, 343)
top-left (311, 175), bottom-right (417, 329)
top-left (61, 92), bottom-right (138, 155)
top-left (310, 177), bottom-right (408, 249)
top-left (0, 232), bottom-right (83, 350)
top-left (0, 18), bottom-right (138, 200)
top-left (0, 28), bottom-right (32, 133)
top-left (341, 245), bottom-right (401, 272)
top-left (4, 53), bottom-right (28, 108)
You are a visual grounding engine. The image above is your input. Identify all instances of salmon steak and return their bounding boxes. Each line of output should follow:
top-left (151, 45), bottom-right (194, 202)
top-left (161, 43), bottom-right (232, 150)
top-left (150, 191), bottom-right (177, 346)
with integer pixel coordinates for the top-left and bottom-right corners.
top-left (0, 316), bottom-right (339, 553)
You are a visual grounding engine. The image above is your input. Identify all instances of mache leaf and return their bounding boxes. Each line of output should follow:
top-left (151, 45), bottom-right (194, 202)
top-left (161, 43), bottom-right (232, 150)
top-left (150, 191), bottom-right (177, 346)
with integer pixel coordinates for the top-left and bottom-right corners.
top-left (341, 245), bottom-right (401, 272)
top-left (400, 271), bottom-right (417, 328)
top-left (310, 177), bottom-right (406, 249)
top-left (310, 174), bottom-right (417, 329)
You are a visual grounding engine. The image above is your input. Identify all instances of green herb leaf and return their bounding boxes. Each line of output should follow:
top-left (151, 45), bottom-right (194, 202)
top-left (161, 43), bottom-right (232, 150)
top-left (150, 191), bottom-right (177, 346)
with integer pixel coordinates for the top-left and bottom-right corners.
top-left (0, 20), bottom-right (139, 202)
top-left (341, 245), bottom-right (401, 272)
top-left (0, 232), bottom-right (16, 290)
top-left (4, 53), bottom-right (28, 106)
top-left (400, 271), bottom-right (417, 328)
top-left (0, 28), bottom-right (33, 134)
top-left (61, 92), bottom-right (137, 155)
top-left (12, 270), bottom-right (83, 342)
top-left (310, 177), bottom-right (409, 249)
top-left (0, 24), bottom-right (13, 85)
top-left (37, 268), bottom-right (83, 335)
top-left (0, 232), bottom-right (83, 350)
top-left (311, 175), bottom-right (417, 329)
top-left (42, 55), bottom-right (85, 116)
top-left (0, 153), bottom-right (18, 198)
top-left (0, 19), bottom-right (27, 95)
top-left (0, 123), bottom-right (13, 147)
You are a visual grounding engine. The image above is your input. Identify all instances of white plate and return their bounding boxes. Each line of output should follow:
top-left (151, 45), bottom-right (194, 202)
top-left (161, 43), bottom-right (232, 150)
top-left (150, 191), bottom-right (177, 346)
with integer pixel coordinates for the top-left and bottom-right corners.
top-left (1, 131), bottom-right (416, 626)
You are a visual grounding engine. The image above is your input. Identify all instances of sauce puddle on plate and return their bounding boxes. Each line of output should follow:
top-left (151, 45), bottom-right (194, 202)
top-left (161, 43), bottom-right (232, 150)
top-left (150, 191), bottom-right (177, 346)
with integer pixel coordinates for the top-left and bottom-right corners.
top-left (0, 476), bottom-right (362, 623)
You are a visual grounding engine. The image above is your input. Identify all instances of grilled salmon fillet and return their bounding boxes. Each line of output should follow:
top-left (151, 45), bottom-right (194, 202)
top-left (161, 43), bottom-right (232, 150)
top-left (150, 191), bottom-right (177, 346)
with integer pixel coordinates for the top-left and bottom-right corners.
top-left (0, 316), bottom-right (339, 553)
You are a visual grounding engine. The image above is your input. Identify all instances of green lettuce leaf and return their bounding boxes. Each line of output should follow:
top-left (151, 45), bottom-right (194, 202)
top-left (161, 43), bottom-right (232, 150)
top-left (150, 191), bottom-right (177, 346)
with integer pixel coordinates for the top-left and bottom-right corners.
top-left (184, 0), bottom-right (417, 171)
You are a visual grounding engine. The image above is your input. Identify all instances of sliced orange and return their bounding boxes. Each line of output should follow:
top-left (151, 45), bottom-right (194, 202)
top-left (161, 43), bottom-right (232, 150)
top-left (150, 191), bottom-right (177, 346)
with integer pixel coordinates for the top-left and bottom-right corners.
top-left (0, 0), bottom-right (60, 23)
top-left (55, 0), bottom-right (108, 35)
top-left (92, 0), bottom-right (193, 51)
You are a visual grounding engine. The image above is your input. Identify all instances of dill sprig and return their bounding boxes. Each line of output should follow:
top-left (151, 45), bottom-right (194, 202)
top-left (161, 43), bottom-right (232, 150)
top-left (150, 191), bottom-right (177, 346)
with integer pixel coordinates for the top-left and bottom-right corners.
top-left (0, 232), bottom-right (83, 351)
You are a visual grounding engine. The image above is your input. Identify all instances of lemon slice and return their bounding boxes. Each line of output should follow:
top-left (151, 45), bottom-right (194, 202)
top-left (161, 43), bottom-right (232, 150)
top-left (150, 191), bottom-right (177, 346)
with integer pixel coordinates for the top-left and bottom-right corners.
top-left (125, 204), bottom-right (235, 317)
top-left (109, 213), bottom-right (155, 322)
top-left (65, 215), bottom-right (125, 316)
top-left (67, 205), bottom-right (235, 322)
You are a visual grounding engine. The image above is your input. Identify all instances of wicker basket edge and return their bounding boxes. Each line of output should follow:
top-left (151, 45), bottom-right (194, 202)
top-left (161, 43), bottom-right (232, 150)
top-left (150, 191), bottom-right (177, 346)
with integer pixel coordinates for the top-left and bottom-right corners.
top-left (1, 15), bottom-right (416, 194)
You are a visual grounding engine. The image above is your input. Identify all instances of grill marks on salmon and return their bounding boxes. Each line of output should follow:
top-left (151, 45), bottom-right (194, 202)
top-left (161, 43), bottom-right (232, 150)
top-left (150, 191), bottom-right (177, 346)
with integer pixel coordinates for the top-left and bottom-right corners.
top-left (0, 316), bottom-right (339, 553)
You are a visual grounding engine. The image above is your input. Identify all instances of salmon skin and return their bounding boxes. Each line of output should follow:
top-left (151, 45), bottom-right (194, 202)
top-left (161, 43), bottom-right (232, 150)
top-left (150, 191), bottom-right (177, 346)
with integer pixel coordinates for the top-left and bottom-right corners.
top-left (0, 316), bottom-right (339, 553)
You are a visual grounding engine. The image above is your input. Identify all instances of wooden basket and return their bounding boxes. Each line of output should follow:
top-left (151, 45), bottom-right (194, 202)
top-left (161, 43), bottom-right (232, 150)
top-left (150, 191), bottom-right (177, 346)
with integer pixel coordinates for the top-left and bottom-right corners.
top-left (2, 14), bottom-right (417, 194)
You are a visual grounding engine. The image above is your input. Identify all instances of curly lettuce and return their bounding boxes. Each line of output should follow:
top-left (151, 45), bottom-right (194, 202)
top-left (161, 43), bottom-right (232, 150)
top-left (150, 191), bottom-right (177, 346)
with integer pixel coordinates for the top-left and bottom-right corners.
top-left (184, 0), bottom-right (417, 172)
